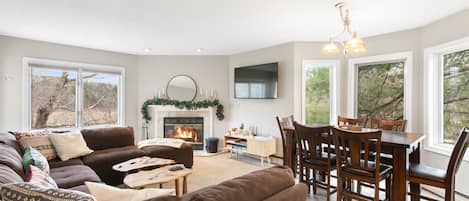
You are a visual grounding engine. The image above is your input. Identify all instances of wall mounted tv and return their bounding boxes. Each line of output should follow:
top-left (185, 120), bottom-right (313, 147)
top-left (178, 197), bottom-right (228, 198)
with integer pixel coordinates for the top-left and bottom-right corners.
top-left (234, 62), bottom-right (278, 99)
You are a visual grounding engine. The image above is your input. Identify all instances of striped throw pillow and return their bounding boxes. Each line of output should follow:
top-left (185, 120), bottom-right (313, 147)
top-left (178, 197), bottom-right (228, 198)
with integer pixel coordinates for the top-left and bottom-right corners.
top-left (13, 131), bottom-right (57, 160)
top-left (1, 183), bottom-right (95, 201)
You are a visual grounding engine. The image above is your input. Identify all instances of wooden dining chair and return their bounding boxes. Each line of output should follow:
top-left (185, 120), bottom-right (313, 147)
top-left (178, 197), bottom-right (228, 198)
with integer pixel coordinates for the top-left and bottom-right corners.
top-left (337, 116), bottom-right (368, 127)
top-left (276, 115), bottom-right (294, 166)
top-left (407, 127), bottom-right (469, 201)
top-left (369, 119), bottom-right (408, 165)
top-left (369, 119), bottom-right (407, 132)
top-left (331, 127), bottom-right (392, 201)
top-left (293, 122), bottom-right (336, 201)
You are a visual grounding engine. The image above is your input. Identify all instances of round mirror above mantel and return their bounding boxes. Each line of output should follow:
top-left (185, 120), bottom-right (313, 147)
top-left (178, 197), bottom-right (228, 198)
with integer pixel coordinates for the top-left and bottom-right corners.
top-left (166, 75), bottom-right (197, 101)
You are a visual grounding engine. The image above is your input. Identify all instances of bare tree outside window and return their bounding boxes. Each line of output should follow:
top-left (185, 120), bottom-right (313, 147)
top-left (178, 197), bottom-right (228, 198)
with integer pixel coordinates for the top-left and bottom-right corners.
top-left (443, 49), bottom-right (469, 144)
top-left (83, 72), bottom-right (119, 126)
top-left (357, 62), bottom-right (405, 120)
top-left (29, 66), bottom-right (122, 130)
top-left (31, 68), bottom-right (77, 129)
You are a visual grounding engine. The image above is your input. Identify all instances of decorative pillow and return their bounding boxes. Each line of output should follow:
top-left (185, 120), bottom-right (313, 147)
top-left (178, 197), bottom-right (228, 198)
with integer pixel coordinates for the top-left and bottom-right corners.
top-left (85, 181), bottom-right (174, 201)
top-left (12, 130), bottom-right (51, 140)
top-left (27, 165), bottom-right (58, 188)
top-left (49, 131), bottom-right (94, 161)
top-left (1, 182), bottom-right (95, 201)
top-left (22, 147), bottom-right (50, 175)
top-left (12, 130), bottom-right (57, 160)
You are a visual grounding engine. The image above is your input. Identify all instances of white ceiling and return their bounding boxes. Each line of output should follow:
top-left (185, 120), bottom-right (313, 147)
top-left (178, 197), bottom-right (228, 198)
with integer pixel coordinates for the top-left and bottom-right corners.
top-left (1, 0), bottom-right (469, 55)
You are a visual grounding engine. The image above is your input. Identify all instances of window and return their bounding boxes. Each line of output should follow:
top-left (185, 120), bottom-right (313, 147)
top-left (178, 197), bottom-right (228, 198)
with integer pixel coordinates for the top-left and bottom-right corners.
top-left (442, 49), bottom-right (469, 144)
top-left (82, 71), bottom-right (120, 127)
top-left (357, 61), bottom-right (405, 120)
top-left (425, 37), bottom-right (469, 158)
top-left (31, 68), bottom-right (77, 129)
top-left (24, 58), bottom-right (124, 130)
top-left (302, 60), bottom-right (339, 124)
top-left (348, 52), bottom-right (413, 129)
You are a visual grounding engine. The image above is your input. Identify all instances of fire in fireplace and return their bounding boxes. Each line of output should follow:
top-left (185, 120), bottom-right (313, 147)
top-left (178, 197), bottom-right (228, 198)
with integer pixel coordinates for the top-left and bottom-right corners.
top-left (164, 117), bottom-right (203, 150)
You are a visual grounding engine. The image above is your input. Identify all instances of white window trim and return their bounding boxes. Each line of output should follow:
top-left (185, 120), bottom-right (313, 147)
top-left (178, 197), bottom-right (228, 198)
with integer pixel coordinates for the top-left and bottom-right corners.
top-left (424, 36), bottom-right (469, 160)
top-left (22, 57), bottom-right (126, 131)
top-left (347, 51), bottom-right (414, 131)
top-left (300, 60), bottom-right (340, 124)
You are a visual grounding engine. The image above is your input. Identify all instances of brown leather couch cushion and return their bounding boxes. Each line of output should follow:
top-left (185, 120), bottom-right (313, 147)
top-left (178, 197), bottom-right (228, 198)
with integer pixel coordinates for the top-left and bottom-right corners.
top-left (141, 143), bottom-right (193, 168)
top-left (81, 127), bottom-right (135, 150)
top-left (184, 166), bottom-right (295, 201)
top-left (82, 146), bottom-right (145, 185)
top-left (50, 165), bottom-right (101, 189)
top-left (0, 164), bottom-right (24, 184)
top-left (0, 143), bottom-right (25, 178)
top-left (49, 158), bottom-right (84, 169)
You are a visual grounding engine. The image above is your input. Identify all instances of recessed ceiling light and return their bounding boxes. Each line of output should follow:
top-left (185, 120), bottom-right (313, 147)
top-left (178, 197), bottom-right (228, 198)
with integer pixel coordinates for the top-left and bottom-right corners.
top-left (144, 48), bottom-right (151, 53)
top-left (196, 48), bottom-right (203, 53)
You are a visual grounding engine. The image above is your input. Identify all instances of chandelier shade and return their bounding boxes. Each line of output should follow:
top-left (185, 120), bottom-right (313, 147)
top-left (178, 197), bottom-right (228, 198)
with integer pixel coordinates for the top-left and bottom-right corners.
top-left (321, 0), bottom-right (366, 56)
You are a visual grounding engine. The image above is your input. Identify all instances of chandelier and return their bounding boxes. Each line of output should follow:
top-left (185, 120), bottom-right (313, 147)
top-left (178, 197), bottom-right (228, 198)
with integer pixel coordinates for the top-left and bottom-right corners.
top-left (321, 0), bottom-right (366, 56)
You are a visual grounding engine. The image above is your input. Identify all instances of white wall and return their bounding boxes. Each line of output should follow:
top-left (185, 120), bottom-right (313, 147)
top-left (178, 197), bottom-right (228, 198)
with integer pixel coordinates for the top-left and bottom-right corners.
top-left (229, 43), bottom-right (294, 156)
top-left (136, 55), bottom-right (230, 143)
top-left (0, 35), bottom-right (139, 132)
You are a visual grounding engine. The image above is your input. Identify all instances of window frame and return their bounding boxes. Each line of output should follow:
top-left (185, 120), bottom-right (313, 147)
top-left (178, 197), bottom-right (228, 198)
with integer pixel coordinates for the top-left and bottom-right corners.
top-left (301, 60), bottom-right (339, 125)
top-left (424, 37), bottom-right (469, 160)
top-left (347, 51), bottom-right (413, 131)
top-left (22, 57), bottom-right (125, 131)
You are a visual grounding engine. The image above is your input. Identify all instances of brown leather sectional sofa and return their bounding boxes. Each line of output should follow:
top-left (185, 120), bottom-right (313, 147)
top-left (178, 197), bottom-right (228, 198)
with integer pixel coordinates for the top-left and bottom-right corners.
top-left (0, 127), bottom-right (308, 201)
top-left (0, 127), bottom-right (193, 191)
top-left (148, 166), bottom-right (308, 201)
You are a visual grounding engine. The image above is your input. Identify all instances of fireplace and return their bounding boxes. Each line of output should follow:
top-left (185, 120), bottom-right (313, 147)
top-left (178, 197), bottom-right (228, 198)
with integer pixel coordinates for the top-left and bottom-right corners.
top-left (164, 117), bottom-right (204, 150)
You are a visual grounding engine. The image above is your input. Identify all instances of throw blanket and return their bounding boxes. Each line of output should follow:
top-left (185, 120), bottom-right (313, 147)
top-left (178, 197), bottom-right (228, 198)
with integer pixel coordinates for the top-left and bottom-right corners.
top-left (138, 138), bottom-right (185, 149)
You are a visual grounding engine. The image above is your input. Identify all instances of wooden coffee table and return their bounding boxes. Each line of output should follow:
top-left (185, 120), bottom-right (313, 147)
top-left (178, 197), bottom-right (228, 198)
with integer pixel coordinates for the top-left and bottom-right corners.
top-left (123, 164), bottom-right (192, 196)
top-left (112, 156), bottom-right (176, 174)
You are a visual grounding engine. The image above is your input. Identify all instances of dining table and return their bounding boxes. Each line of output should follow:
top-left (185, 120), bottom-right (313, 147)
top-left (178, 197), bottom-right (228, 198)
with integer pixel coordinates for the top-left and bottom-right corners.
top-left (283, 126), bottom-right (425, 201)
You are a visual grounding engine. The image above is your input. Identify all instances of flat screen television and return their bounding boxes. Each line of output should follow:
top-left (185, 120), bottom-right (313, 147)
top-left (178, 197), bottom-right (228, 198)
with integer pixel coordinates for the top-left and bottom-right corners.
top-left (234, 62), bottom-right (278, 99)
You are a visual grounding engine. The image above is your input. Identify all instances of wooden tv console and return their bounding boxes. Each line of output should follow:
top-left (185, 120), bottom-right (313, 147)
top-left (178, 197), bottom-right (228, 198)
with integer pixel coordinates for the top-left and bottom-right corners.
top-left (223, 134), bottom-right (276, 166)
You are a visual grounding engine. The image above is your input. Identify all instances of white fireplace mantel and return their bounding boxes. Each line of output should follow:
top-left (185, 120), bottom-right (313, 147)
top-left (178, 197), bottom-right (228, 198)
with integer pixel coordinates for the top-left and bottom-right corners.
top-left (148, 105), bottom-right (214, 140)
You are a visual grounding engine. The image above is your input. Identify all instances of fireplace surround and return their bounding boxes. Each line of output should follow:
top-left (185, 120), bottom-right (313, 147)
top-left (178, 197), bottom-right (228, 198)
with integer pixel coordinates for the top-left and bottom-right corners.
top-left (164, 117), bottom-right (204, 150)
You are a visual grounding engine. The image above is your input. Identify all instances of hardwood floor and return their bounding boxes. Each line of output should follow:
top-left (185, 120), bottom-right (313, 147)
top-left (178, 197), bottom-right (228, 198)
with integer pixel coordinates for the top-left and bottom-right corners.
top-left (303, 178), bottom-right (469, 201)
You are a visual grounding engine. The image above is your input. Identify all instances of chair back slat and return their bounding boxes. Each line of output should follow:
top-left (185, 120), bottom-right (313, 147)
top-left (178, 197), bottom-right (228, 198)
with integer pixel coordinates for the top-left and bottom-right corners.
top-left (447, 128), bottom-right (469, 181)
top-left (293, 122), bottom-right (331, 163)
top-left (276, 115), bottom-right (294, 159)
top-left (332, 127), bottom-right (382, 174)
top-left (338, 116), bottom-right (367, 127)
top-left (370, 119), bottom-right (407, 132)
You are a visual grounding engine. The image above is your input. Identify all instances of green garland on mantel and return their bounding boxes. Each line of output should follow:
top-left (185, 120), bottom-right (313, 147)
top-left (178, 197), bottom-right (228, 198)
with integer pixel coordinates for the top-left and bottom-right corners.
top-left (141, 98), bottom-right (224, 123)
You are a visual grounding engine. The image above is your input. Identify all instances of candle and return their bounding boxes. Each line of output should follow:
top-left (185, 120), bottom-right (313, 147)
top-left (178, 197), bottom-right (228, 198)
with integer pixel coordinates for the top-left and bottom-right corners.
top-left (211, 88), bottom-right (214, 98)
top-left (200, 88), bottom-right (203, 95)
top-left (153, 89), bottom-right (156, 98)
top-left (205, 89), bottom-right (208, 99)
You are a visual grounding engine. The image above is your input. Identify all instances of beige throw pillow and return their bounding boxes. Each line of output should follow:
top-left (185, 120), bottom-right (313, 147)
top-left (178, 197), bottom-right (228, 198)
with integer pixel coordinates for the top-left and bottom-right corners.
top-left (85, 182), bottom-right (174, 201)
top-left (49, 131), bottom-right (93, 161)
